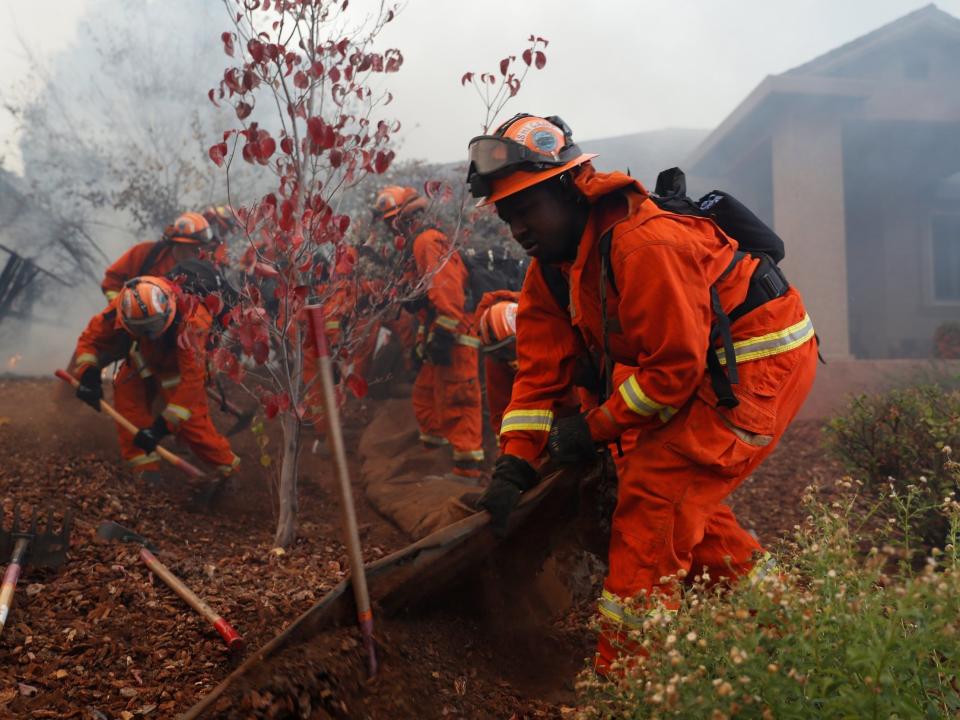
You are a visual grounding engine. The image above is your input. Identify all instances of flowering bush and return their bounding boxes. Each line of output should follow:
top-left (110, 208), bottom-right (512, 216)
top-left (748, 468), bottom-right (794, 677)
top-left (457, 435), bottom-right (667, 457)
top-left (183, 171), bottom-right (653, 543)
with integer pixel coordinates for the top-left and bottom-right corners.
top-left (825, 385), bottom-right (960, 547)
top-left (576, 466), bottom-right (960, 719)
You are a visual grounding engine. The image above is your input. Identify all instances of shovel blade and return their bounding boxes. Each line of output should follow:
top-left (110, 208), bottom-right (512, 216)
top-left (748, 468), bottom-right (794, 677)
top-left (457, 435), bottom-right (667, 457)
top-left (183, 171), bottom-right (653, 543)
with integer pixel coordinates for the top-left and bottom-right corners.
top-left (96, 520), bottom-right (156, 552)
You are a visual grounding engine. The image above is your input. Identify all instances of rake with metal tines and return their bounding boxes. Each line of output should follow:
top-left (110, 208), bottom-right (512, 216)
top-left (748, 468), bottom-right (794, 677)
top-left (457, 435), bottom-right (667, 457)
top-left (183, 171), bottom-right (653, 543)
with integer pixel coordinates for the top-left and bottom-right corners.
top-left (0, 505), bottom-right (74, 638)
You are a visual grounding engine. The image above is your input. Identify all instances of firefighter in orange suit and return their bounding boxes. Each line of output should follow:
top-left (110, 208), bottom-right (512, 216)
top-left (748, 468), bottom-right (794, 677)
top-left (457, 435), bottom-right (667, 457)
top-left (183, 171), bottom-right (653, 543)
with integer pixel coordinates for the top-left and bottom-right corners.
top-left (101, 212), bottom-right (219, 301)
top-left (374, 186), bottom-right (484, 478)
top-left (72, 276), bottom-right (240, 479)
top-left (467, 114), bottom-right (818, 672)
top-left (476, 291), bottom-right (520, 436)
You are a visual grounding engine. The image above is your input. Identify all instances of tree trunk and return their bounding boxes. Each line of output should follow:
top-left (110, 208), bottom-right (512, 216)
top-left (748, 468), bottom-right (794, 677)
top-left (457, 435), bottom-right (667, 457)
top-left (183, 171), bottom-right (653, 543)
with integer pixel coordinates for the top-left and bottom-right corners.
top-left (274, 410), bottom-right (302, 548)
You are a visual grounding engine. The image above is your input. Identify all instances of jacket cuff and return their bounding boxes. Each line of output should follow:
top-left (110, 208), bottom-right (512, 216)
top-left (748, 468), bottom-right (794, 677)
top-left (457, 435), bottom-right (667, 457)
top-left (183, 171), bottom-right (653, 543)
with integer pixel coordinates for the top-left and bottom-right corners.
top-left (501, 436), bottom-right (545, 464)
top-left (585, 405), bottom-right (623, 444)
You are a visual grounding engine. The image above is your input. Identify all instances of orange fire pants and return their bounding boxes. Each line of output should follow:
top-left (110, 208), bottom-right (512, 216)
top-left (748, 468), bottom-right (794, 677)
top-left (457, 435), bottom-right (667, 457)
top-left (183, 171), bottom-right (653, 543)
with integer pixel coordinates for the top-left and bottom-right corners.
top-left (112, 364), bottom-right (238, 476)
top-left (412, 344), bottom-right (484, 476)
top-left (596, 333), bottom-right (818, 672)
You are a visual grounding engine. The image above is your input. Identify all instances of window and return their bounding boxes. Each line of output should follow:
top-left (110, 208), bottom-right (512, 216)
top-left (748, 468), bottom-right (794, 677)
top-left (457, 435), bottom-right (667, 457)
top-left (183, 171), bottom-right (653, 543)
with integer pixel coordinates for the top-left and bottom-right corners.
top-left (932, 215), bottom-right (960, 301)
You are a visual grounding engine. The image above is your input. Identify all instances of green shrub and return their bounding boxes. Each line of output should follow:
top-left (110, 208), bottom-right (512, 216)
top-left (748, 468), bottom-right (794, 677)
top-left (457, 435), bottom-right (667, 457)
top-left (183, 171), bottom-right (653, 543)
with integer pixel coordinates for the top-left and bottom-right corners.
top-left (576, 474), bottom-right (960, 720)
top-left (825, 385), bottom-right (960, 547)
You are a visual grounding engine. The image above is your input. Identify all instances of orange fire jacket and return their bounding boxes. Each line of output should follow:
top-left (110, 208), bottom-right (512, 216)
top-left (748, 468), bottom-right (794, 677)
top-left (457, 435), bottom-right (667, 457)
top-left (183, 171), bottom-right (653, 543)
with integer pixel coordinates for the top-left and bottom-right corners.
top-left (500, 166), bottom-right (813, 463)
top-left (74, 296), bottom-right (214, 430)
top-left (101, 241), bottom-right (177, 300)
top-left (410, 228), bottom-right (473, 337)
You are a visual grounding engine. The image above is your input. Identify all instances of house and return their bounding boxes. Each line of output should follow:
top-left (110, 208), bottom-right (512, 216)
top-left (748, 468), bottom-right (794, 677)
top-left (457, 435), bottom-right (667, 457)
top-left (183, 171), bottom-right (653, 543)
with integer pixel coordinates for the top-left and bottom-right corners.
top-left (686, 4), bottom-right (960, 359)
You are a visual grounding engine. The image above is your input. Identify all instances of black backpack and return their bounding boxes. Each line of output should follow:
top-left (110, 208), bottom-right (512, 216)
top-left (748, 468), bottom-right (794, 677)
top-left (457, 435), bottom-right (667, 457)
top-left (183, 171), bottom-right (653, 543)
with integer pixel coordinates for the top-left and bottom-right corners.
top-left (459, 247), bottom-right (528, 312)
top-left (539, 166), bottom-right (792, 410)
top-left (166, 259), bottom-right (239, 330)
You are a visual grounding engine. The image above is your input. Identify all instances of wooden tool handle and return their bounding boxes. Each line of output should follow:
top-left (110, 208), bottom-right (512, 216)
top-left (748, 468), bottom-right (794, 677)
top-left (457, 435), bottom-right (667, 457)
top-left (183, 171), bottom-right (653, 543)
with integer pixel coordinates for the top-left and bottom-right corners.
top-left (0, 538), bottom-right (30, 637)
top-left (139, 548), bottom-right (244, 653)
top-left (55, 369), bottom-right (206, 479)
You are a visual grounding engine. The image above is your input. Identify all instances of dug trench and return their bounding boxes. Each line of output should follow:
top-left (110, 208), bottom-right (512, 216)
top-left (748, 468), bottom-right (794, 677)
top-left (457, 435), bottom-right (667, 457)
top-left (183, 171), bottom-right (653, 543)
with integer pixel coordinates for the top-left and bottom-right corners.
top-left (0, 377), bottom-right (842, 718)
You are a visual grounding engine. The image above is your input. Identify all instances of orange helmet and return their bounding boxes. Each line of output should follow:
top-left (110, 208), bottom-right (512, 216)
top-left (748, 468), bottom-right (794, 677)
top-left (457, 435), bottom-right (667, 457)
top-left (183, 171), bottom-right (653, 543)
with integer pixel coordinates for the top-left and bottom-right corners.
top-left (118, 276), bottom-right (177, 337)
top-left (373, 186), bottom-right (428, 220)
top-left (466, 114), bottom-right (597, 206)
top-left (164, 212), bottom-right (215, 245)
top-left (202, 205), bottom-right (240, 240)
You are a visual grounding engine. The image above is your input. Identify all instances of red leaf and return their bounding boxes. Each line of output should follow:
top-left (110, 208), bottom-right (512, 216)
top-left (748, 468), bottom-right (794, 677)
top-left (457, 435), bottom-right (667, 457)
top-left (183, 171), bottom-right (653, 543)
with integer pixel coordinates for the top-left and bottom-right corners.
top-left (294, 71), bottom-right (309, 89)
top-left (385, 49), bottom-right (402, 73)
top-left (328, 66), bottom-right (341, 83)
top-left (522, 49), bottom-right (532, 66)
top-left (308, 60), bottom-right (324, 78)
top-left (534, 51), bottom-right (546, 69)
top-left (335, 215), bottom-right (350, 234)
top-left (204, 294), bottom-right (224, 317)
top-left (345, 373), bottom-right (368, 399)
top-left (236, 101), bottom-right (253, 120)
top-left (248, 38), bottom-right (265, 63)
top-left (208, 142), bottom-right (227, 167)
top-left (499, 57), bottom-right (510, 76)
top-left (329, 149), bottom-right (343, 168)
top-left (258, 135), bottom-right (276, 162)
top-left (221, 32), bottom-right (234, 57)
top-left (373, 149), bottom-right (394, 174)
top-left (207, 89), bottom-right (220, 107)
top-left (280, 136), bottom-right (294, 154)
top-left (253, 340), bottom-right (270, 365)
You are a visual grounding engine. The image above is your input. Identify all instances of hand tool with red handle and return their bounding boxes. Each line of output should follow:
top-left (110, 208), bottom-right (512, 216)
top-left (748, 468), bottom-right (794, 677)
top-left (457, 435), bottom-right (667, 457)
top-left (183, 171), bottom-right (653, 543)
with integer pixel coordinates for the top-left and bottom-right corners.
top-left (96, 520), bottom-right (244, 654)
top-left (306, 305), bottom-right (377, 677)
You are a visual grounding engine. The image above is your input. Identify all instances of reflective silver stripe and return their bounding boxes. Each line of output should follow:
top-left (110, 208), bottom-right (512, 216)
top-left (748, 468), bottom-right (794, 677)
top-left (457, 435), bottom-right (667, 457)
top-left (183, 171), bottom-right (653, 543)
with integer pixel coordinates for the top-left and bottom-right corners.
top-left (76, 353), bottom-right (98, 367)
top-left (419, 432), bottom-right (449, 446)
top-left (435, 315), bottom-right (459, 331)
top-left (597, 589), bottom-right (677, 628)
top-left (162, 404), bottom-right (192, 424)
top-left (455, 334), bottom-right (481, 348)
top-left (618, 376), bottom-right (677, 423)
top-left (746, 552), bottom-right (778, 587)
top-left (127, 452), bottom-right (161, 468)
top-left (159, 375), bottom-right (181, 389)
top-left (500, 409), bottom-right (554, 433)
top-left (453, 449), bottom-right (485, 462)
top-left (717, 314), bottom-right (815, 366)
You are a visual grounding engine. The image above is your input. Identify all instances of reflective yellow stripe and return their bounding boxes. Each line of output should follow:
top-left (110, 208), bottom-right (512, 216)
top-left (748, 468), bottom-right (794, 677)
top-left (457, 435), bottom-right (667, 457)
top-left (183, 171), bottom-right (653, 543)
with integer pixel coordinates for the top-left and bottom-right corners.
top-left (598, 589), bottom-right (677, 628)
top-left (746, 552), bottom-right (778, 587)
top-left (435, 315), bottom-right (459, 331)
top-left (159, 375), bottom-right (181, 389)
top-left (500, 409), bottom-right (554, 433)
top-left (104, 290), bottom-right (119, 300)
top-left (325, 320), bottom-right (340, 331)
top-left (455, 334), bottom-right (481, 348)
top-left (452, 449), bottom-right (485, 462)
top-left (618, 375), bottom-right (677, 423)
top-left (217, 455), bottom-right (241, 476)
top-left (162, 404), bottom-right (192, 424)
top-left (717, 314), bottom-right (815, 366)
top-left (127, 452), bottom-right (161, 468)
top-left (76, 353), bottom-right (98, 367)
top-left (419, 432), bottom-right (449, 446)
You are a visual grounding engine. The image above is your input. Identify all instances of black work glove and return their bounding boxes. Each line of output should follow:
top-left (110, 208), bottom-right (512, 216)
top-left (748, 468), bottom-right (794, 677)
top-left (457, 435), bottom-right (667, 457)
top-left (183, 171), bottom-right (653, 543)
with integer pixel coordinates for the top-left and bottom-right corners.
top-left (425, 326), bottom-right (455, 366)
top-left (75, 366), bottom-right (103, 411)
top-left (133, 416), bottom-right (171, 453)
top-left (547, 413), bottom-right (599, 464)
top-left (476, 454), bottom-right (539, 537)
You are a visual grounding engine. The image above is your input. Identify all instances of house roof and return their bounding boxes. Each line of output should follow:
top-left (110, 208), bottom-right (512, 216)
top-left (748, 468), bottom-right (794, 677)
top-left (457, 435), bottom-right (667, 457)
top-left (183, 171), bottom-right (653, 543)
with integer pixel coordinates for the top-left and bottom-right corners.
top-left (687, 4), bottom-right (960, 176)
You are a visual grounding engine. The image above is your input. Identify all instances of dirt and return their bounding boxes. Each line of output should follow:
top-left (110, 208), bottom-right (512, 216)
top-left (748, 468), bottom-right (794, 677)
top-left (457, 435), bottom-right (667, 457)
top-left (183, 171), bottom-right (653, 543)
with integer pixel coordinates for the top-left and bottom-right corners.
top-left (0, 378), bottom-right (844, 719)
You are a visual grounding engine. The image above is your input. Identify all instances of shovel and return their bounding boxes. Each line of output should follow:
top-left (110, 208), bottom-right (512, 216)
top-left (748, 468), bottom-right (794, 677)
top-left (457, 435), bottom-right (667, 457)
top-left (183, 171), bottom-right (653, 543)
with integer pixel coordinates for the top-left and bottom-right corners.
top-left (206, 386), bottom-right (254, 437)
top-left (96, 520), bottom-right (244, 654)
top-left (0, 505), bottom-right (73, 638)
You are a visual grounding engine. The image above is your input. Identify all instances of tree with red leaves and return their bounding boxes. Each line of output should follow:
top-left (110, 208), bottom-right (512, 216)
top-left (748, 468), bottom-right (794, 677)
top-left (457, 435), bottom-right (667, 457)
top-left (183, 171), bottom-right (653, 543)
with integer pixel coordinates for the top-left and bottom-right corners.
top-left (209, 0), bottom-right (403, 548)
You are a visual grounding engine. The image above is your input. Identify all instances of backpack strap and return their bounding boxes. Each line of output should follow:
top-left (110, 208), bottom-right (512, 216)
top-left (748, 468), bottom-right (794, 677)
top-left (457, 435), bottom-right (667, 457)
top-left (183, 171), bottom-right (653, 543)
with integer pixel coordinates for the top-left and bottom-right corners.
top-left (138, 240), bottom-right (172, 277)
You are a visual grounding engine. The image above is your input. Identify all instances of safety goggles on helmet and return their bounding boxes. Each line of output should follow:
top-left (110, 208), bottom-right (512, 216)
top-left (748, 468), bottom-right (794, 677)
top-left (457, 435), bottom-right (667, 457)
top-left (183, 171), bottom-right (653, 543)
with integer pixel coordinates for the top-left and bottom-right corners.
top-left (466, 114), bottom-right (583, 198)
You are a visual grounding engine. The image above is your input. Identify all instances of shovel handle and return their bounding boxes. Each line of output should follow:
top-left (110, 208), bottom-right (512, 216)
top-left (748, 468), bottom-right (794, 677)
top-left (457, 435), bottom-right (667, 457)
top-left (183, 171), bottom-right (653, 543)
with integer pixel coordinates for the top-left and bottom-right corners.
top-left (55, 369), bottom-right (206, 480)
top-left (139, 548), bottom-right (244, 653)
top-left (0, 538), bottom-right (30, 638)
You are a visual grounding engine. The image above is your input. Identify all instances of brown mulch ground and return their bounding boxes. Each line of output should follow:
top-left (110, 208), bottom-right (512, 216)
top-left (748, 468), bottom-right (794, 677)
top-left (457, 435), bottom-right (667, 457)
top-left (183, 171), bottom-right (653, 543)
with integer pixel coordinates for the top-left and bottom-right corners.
top-left (0, 378), bottom-right (844, 719)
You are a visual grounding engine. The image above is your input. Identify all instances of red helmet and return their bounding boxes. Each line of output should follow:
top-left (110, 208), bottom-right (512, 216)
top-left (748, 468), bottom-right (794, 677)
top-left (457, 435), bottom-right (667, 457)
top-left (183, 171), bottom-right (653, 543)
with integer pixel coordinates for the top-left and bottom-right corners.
top-left (466, 114), bottom-right (597, 206)
top-left (164, 212), bottom-right (215, 245)
top-left (373, 186), bottom-right (428, 220)
top-left (119, 276), bottom-right (177, 337)
top-left (479, 300), bottom-right (518, 366)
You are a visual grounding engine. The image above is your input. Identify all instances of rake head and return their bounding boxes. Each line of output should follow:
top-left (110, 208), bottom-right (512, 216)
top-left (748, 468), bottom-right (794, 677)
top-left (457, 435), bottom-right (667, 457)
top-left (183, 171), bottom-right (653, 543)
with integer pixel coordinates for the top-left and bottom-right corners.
top-left (0, 505), bottom-right (74, 569)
